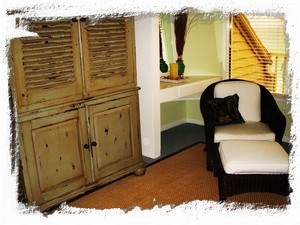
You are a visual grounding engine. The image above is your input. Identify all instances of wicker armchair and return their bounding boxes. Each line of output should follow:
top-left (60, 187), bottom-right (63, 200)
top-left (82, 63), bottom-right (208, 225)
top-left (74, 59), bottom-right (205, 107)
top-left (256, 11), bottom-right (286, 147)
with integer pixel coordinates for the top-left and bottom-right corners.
top-left (200, 79), bottom-right (286, 171)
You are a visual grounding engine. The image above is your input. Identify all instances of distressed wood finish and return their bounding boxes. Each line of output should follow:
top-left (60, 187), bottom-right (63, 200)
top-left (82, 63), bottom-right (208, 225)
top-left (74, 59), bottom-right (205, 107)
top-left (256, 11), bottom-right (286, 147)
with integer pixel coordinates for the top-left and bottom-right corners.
top-left (19, 109), bottom-right (92, 205)
top-left (11, 17), bottom-right (145, 211)
top-left (81, 17), bottom-right (136, 97)
top-left (88, 93), bottom-right (142, 181)
top-left (11, 20), bottom-right (83, 113)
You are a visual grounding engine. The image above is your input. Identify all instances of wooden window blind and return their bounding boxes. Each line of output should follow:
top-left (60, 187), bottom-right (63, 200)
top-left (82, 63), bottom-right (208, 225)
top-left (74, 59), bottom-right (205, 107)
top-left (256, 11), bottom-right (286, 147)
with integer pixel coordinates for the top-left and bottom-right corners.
top-left (230, 14), bottom-right (287, 94)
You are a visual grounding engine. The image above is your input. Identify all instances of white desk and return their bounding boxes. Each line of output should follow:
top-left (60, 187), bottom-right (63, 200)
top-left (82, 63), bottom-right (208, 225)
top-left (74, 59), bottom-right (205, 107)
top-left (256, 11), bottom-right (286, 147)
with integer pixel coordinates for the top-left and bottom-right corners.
top-left (160, 75), bottom-right (221, 103)
top-left (139, 75), bottom-right (221, 159)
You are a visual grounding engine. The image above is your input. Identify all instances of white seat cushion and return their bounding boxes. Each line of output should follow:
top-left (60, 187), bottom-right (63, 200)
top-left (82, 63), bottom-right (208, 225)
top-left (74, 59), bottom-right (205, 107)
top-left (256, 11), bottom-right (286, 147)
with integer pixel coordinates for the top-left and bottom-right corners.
top-left (219, 140), bottom-right (289, 174)
top-left (214, 81), bottom-right (261, 122)
top-left (214, 122), bottom-right (275, 143)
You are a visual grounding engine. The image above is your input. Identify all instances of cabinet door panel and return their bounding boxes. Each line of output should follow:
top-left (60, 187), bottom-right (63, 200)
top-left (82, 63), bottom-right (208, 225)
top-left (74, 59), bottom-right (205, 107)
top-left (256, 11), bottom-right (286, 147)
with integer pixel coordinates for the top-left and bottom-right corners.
top-left (89, 94), bottom-right (142, 180)
top-left (11, 20), bottom-right (83, 112)
top-left (32, 119), bottom-right (85, 191)
top-left (19, 109), bottom-right (91, 205)
top-left (94, 105), bottom-right (133, 168)
top-left (81, 17), bottom-right (136, 96)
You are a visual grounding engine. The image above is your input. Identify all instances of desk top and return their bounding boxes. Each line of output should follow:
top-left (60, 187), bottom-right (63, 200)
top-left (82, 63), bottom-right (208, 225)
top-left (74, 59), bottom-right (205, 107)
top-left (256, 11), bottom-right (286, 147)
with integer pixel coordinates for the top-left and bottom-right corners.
top-left (160, 75), bottom-right (221, 103)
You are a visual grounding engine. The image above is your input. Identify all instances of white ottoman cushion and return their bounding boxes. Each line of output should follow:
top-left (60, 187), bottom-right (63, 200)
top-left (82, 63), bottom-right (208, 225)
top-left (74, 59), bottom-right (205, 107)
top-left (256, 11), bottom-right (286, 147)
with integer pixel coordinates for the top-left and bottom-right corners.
top-left (214, 122), bottom-right (275, 143)
top-left (214, 81), bottom-right (261, 122)
top-left (219, 140), bottom-right (289, 174)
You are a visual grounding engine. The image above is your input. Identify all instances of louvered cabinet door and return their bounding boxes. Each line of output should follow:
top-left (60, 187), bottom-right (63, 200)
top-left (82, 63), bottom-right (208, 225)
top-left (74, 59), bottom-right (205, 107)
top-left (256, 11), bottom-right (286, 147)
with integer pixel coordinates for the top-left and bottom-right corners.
top-left (11, 20), bottom-right (83, 113)
top-left (80, 17), bottom-right (136, 96)
top-left (19, 109), bottom-right (92, 209)
top-left (87, 91), bottom-right (144, 182)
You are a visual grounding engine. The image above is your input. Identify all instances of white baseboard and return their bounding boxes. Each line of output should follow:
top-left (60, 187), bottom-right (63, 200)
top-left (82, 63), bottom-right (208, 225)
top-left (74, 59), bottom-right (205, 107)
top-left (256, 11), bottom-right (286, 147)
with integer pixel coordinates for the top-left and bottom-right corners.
top-left (161, 119), bottom-right (186, 131)
top-left (161, 118), bottom-right (204, 131)
top-left (185, 118), bottom-right (204, 126)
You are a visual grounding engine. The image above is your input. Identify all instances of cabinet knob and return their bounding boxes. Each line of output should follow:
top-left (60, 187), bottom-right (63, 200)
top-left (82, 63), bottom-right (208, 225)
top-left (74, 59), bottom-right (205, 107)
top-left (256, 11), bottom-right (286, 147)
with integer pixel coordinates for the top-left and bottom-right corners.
top-left (84, 142), bottom-right (97, 149)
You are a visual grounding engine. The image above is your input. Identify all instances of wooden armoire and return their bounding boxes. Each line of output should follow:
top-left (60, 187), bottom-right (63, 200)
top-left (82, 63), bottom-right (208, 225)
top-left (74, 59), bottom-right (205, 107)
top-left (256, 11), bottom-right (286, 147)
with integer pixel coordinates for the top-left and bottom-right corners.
top-left (10, 16), bottom-right (145, 211)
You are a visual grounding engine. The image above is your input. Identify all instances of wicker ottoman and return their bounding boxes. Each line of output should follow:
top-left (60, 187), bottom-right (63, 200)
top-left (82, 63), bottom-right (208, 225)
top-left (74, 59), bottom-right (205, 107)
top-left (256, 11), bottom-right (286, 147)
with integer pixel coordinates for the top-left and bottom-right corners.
top-left (215, 140), bottom-right (290, 201)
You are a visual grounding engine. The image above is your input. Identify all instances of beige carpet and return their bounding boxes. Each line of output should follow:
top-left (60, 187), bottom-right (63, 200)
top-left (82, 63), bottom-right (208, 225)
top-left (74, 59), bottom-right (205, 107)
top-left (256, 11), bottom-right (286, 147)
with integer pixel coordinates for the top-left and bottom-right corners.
top-left (68, 143), bottom-right (289, 210)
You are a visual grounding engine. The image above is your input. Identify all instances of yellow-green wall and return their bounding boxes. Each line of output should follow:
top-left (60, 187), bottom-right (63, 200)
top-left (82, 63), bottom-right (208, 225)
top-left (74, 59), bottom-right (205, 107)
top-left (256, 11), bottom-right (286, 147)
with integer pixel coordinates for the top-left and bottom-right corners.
top-left (186, 100), bottom-right (202, 121)
top-left (161, 101), bottom-right (186, 126)
top-left (183, 18), bottom-right (223, 75)
top-left (160, 13), bottom-right (223, 75)
top-left (160, 99), bottom-right (202, 127)
top-left (160, 13), bottom-right (223, 128)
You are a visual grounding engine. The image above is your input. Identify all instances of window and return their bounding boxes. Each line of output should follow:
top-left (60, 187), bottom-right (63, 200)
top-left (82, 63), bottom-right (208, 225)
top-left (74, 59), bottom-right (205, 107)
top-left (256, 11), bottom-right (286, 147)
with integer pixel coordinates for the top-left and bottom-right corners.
top-left (230, 13), bottom-right (287, 94)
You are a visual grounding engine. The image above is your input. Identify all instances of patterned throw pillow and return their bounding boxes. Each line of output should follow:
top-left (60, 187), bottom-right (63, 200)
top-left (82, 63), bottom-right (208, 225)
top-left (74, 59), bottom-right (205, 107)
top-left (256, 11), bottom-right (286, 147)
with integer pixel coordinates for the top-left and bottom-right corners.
top-left (208, 94), bottom-right (245, 125)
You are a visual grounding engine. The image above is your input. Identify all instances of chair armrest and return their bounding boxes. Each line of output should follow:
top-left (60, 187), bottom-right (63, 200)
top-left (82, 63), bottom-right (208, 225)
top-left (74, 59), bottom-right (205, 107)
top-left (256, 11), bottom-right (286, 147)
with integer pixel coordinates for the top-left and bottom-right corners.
top-left (200, 82), bottom-right (218, 143)
top-left (260, 85), bottom-right (286, 143)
